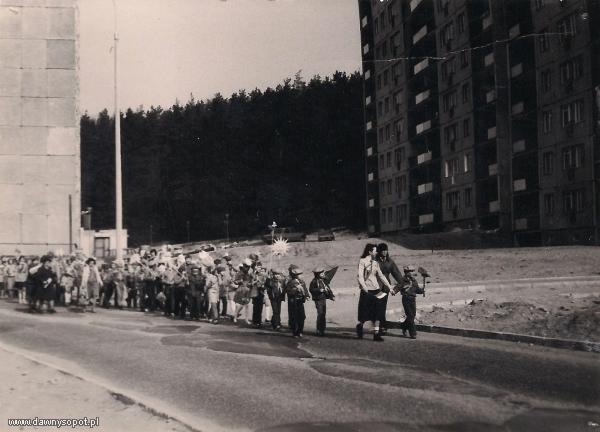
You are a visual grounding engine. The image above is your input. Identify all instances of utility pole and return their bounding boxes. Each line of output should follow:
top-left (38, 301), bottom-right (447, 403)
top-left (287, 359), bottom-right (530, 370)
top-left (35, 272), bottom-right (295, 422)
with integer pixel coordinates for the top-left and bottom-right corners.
top-left (113, 0), bottom-right (123, 260)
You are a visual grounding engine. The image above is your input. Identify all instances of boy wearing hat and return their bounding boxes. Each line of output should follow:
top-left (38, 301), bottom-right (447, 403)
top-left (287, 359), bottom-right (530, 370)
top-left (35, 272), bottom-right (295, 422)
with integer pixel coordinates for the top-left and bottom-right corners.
top-left (309, 267), bottom-right (335, 337)
top-left (284, 264), bottom-right (310, 338)
top-left (232, 259), bottom-right (253, 324)
top-left (394, 265), bottom-right (424, 339)
top-left (82, 258), bottom-right (103, 313)
top-left (265, 267), bottom-right (286, 330)
top-left (376, 243), bottom-right (403, 335)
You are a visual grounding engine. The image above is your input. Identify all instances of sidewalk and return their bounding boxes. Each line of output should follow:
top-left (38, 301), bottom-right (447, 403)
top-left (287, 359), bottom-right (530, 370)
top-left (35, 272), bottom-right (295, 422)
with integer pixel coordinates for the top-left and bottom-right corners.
top-left (0, 347), bottom-right (193, 432)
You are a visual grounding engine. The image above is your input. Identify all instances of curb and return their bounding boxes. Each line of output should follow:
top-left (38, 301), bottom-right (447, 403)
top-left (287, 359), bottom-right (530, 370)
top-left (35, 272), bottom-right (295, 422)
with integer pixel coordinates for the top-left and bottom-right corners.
top-left (383, 322), bottom-right (600, 353)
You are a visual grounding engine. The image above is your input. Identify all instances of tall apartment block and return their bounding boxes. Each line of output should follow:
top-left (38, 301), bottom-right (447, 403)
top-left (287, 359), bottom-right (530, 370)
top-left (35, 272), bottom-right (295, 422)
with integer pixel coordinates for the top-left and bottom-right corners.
top-left (0, 0), bottom-right (80, 255)
top-left (359, 0), bottom-right (599, 246)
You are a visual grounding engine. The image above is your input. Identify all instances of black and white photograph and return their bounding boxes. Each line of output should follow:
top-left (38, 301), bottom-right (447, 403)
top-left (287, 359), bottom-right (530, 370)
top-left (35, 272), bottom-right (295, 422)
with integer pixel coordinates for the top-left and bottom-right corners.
top-left (0, 0), bottom-right (599, 430)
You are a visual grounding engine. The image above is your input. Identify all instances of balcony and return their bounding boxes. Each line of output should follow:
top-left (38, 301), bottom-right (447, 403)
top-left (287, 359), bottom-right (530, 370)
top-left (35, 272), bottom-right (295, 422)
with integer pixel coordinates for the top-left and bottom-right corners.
top-left (361, 16), bottom-right (368, 28)
top-left (509, 24), bottom-right (520, 39)
top-left (417, 151), bottom-right (432, 164)
top-left (367, 147), bottom-right (373, 157)
top-left (366, 121), bottom-right (373, 131)
top-left (419, 213), bottom-right (434, 225)
top-left (368, 199), bottom-right (375, 208)
top-left (365, 95), bottom-right (372, 106)
top-left (489, 200), bottom-right (500, 213)
top-left (415, 89), bottom-right (431, 105)
top-left (484, 53), bottom-right (494, 67)
top-left (412, 25), bottom-right (428, 45)
top-left (515, 218), bottom-right (528, 230)
top-left (487, 126), bottom-right (497, 140)
top-left (409, 0), bottom-right (423, 13)
top-left (413, 58), bottom-right (429, 75)
top-left (415, 120), bottom-right (432, 135)
top-left (482, 14), bottom-right (493, 30)
top-left (513, 178), bottom-right (527, 192)
top-left (488, 163), bottom-right (498, 176)
top-left (512, 101), bottom-right (524, 115)
top-left (417, 182), bottom-right (434, 195)
top-left (363, 44), bottom-right (370, 55)
top-left (485, 89), bottom-right (496, 103)
top-left (513, 139), bottom-right (525, 153)
top-left (511, 63), bottom-right (523, 78)
top-left (368, 172), bottom-right (375, 182)
top-left (364, 69), bottom-right (371, 80)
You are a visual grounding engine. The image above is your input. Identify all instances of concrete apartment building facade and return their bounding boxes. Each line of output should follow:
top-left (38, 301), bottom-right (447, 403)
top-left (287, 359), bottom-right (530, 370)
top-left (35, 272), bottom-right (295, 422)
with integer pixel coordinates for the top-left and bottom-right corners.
top-left (0, 0), bottom-right (80, 255)
top-left (359, 0), bottom-right (599, 246)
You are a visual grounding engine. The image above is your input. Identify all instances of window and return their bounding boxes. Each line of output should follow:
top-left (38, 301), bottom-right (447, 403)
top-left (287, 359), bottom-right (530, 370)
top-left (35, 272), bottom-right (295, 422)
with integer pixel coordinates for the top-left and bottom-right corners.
top-left (396, 206), bottom-right (401, 226)
top-left (460, 50), bottom-right (469, 68)
top-left (542, 152), bottom-right (554, 175)
top-left (444, 124), bottom-right (457, 149)
top-left (378, 127), bottom-right (384, 144)
top-left (387, 2), bottom-right (396, 26)
top-left (400, 204), bottom-right (407, 221)
top-left (377, 74), bottom-right (382, 90)
top-left (441, 57), bottom-right (456, 80)
top-left (382, 41), bottom-right (388, 59)
top-left (464, 188), bottom-right (472, 207)
top-left (563, 190), bottom-right (585, 214)
top-left (457, 13), bottom-right (465, 33)
top-left (561, 100), bottom-right (584, 126)
top-left (443, 91), bottom-right (457, 112)
top-left (374, 17), bottom-right (379, 35)
top-left (543, 110), bottom-right (552, 133)
top-left (381, 208), bottom-right (386, 223)
top-left (535, 0), bottom-right (545, 10)
top-left (541, 69), bottom-right (552, 92)
top-left (538, 29), bottom-right (549, 53)
top-left (463, 152), bottom-right (471, 172)
top-left (444, 158), bottom-right (459, 178)
top-left (379, 155), bottom-right (385, 169)
top-left (386, 152), bottom-right (392, 168)
top-left (562, 144), bottom-right (584, 169)
top-left (446, 191), bottom-right (460, 210)
top-left (440, 23), bottom-right (455, 46)
top-left (383, 69), bottom-right (389, 86)
top-left (392, 63), bottom-right (403, 81)
top-left (395, 119), bottom-right (403, 141)
top-left (378, 101), bottom-right (383, 116)
top-left (395, 147), bottom-right (405, 169)
top-left (393, 91), bottom-right (402, 112)
top-left (463, 118), bottom-right (470, 137)
top-left (380, 11), bottom-right (386, 30)
top-left (544, 194), bottom-right (555, 216)
top-left (560, 56), bottom-right (584, 84)
top-left (384, 97), bottom-right (390, 114)
top-left (385, 124), bottom-right (391, 140)
top-left (558, 14), bottom-right (578, 43)
top-left (388, 207), bottom-right (393, 223)
top-left (462, 83), bottom-right (470, 103)
top-left (400, 175), bottom-right (406, 193)
top-left (395, 177), bottom-right (400, 193)
top-left (387, 179), bottom-right (392, 194)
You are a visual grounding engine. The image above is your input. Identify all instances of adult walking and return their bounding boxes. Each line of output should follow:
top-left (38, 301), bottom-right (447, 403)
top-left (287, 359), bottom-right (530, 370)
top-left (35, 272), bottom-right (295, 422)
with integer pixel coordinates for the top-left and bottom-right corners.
top-left (357, 243), bottom-right (393, 341)
top-left (81, 258), bottom-right (103, 313)
top-left (34, 255), bottom-right (58, 313)
top-left (376, 243), bottom-right (403, 335)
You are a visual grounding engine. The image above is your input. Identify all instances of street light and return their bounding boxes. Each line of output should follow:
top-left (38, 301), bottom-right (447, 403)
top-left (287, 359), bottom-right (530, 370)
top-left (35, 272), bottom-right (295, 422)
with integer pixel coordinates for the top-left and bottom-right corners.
top-left (113, 0), bottom-right (123, 260)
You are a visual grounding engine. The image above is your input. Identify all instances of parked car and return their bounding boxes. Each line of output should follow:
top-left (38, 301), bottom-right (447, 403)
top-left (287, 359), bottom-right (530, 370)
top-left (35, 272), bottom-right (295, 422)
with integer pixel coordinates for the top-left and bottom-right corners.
top-left (262, 227), bottom-right (306, 244)
top-left (317, 229), bottom-right (335, 242)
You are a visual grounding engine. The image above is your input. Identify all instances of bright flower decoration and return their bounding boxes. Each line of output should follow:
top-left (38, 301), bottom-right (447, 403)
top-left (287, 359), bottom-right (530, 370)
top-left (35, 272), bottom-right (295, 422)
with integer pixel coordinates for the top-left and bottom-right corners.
top-left (271, 237), bottom-right (290, 256)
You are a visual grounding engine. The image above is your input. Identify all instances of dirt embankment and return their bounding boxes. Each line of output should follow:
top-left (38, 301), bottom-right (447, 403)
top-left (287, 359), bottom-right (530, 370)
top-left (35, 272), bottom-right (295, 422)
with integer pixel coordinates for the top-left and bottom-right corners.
top-left (420, 295), bottom-right (600, 342)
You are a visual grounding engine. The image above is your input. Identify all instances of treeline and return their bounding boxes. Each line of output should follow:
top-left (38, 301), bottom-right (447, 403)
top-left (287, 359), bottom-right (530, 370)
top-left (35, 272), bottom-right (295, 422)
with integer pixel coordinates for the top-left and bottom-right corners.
top-left (81, 71), bottom-right (366, 246)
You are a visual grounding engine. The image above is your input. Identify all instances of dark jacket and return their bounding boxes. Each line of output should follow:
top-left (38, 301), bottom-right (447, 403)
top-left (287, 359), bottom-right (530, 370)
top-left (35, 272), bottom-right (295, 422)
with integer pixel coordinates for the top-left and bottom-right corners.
top-left (266, 274), bottom-right (285, 301)
top-left (398, 275), bottom-right (424, 298)
top-left (284, 277), bottom-right (309, 302)
top-left (378, 256), bottom-right (403, 291)
top-left (309, 278), bottom-right (334, 301)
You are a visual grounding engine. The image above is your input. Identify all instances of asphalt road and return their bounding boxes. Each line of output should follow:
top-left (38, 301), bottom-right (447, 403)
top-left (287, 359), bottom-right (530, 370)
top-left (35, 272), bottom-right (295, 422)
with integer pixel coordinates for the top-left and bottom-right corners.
top-left (0, 302), bottom-right (598, 432)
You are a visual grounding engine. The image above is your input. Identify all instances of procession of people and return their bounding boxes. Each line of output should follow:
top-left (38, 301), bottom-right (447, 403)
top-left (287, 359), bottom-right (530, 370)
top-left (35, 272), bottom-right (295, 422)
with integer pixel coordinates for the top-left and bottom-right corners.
top-left (0, 242), bottom-right (428, 341)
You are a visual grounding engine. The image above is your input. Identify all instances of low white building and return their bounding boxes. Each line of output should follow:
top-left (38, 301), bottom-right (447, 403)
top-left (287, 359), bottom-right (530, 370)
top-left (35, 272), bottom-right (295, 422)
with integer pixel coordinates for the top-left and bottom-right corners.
top-left (79, 229), bottom-right (128, 259)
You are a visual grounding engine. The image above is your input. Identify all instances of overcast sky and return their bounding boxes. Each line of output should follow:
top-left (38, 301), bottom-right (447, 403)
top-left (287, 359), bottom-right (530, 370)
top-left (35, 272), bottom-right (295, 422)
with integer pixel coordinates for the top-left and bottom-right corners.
top-left (79, 0), bottom-right (362, 115)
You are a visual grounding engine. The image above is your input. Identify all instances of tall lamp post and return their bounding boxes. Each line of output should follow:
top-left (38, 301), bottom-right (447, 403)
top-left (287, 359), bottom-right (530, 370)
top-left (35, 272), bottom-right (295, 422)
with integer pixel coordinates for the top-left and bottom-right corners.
top-left (113, 0), bottom-right (123, 260)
